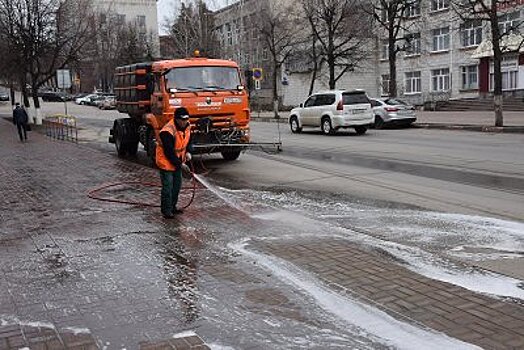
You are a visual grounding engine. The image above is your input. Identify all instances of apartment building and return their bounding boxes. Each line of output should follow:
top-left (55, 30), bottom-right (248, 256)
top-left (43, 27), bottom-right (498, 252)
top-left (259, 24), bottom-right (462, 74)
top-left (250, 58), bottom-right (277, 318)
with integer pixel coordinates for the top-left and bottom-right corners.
top-left (213, 0), bottom-right (523, 108)
top-left (379, 0), bottom-right (524, 106)
top-left (212, 0), bottom-right (379, 108)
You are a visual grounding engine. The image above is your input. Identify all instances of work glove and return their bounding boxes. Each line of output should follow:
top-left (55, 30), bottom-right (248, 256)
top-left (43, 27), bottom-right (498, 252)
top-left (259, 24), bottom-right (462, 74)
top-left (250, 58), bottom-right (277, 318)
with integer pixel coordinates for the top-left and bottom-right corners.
top-left (181, 163), bottom-right (192, 179)
top-left (185, 152), bottom-right (192, 162)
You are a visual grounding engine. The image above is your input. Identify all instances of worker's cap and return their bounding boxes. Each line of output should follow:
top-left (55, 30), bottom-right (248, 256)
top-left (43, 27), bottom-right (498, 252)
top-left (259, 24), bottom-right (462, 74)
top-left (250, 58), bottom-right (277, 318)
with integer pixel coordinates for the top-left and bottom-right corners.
top-left (174, 107), bottom-right (190, 120)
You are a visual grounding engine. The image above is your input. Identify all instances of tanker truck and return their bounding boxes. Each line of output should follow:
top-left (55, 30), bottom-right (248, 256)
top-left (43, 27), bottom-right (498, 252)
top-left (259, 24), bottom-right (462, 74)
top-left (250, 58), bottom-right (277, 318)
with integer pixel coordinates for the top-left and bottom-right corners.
top-left (109, 53), bottom-right (260, 163)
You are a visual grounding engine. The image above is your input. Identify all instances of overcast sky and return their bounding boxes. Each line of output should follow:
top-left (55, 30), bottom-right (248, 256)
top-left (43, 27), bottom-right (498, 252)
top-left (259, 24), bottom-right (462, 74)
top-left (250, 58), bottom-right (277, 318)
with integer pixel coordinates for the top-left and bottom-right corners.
top-left (156, 0), bottom-right (231, 34)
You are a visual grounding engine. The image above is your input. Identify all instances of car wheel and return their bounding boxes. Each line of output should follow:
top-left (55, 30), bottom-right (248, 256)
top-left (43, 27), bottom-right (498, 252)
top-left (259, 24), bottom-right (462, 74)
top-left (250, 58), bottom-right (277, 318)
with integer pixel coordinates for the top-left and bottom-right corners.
top-left (355, 126), bottom-right (367, 135)
top-left (374, 116), bottom-right (384, 129)
top-left (289, 116), bottom-right (302, 133)
top-left (321, 117), bottom-right (335, 135)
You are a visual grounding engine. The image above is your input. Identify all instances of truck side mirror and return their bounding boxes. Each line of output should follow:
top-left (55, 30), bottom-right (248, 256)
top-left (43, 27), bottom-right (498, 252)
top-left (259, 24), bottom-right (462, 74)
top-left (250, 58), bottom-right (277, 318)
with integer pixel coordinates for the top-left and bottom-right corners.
top-left (299, 103), bottom-right (303, 108)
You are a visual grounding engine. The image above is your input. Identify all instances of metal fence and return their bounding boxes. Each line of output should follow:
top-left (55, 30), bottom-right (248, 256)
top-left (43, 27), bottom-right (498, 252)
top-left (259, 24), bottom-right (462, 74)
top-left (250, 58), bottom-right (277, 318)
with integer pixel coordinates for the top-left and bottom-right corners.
top-left (43, 115), bottom-right (78, 143)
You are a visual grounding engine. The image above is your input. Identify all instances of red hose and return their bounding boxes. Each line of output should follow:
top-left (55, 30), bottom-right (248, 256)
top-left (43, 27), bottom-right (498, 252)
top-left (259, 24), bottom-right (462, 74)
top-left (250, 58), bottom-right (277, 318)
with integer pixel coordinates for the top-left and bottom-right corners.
top-left (87, 163), bottom-right (200, 209)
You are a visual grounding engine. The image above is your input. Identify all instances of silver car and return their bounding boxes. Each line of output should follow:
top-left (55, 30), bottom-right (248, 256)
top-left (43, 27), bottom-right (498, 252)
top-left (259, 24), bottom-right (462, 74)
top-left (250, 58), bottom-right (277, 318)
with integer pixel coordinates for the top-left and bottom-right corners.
top-left (370, 98), bottom-right (417, 129)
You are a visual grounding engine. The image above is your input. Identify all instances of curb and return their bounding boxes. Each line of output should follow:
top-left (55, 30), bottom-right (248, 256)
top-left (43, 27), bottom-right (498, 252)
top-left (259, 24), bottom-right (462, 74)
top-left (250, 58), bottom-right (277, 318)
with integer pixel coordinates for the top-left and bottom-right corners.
top-left (249, 117), bottom-right (524, 133)
top-left (413, 123), bottom-right (524, 133)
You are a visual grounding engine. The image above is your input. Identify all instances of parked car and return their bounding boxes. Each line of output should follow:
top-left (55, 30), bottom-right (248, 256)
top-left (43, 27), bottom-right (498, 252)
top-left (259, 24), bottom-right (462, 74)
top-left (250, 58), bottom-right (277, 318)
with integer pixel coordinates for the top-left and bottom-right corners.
top-left (370, 98), bottom-right (417, 128)
top-left (98, 96), bottom-right (117, 110)
top-left (75, 93), bottom-right (98, 105)
top-left (0, 91), bottom-right (9, 102)
top-left (88, 95), bottom-right (106, 106)
top-left (41, 91), bottom-right (70, 102)
top-left (289, 90), bottom-right (374, 135)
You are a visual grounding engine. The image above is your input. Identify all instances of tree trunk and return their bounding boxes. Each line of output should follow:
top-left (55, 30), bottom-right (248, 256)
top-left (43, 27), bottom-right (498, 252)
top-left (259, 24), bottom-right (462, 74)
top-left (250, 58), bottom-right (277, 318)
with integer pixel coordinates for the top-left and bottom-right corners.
top-left (491, 9), bottom-right (504, 127)
top-left (31, 81), bottom-right (42, 125)
top-left (328, 54), bottom-right (335, 89)
top-left (9, 82), bottom-right (16, 106)
top-left (388, 37), bottom-right (397, 97)
top-left (273, 63), bottom-right (280, 118)
top-left (309, 36), bottom-right (319, 96)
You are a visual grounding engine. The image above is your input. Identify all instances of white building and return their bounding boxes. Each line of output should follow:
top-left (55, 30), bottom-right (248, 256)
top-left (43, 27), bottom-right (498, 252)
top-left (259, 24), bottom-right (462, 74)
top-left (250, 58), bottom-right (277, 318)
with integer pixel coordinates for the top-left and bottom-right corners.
top-left (93, 0), bottom-right (160, 54)
top-left (213, 0), bottom-right (524, 109)
top-left (378, 0), bottom-right (524, 106)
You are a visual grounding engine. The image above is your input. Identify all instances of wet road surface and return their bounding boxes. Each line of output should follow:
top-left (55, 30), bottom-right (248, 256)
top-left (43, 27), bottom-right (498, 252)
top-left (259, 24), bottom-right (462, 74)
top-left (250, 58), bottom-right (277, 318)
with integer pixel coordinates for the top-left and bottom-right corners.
top-left (1, 109), bottom-right (524, 349)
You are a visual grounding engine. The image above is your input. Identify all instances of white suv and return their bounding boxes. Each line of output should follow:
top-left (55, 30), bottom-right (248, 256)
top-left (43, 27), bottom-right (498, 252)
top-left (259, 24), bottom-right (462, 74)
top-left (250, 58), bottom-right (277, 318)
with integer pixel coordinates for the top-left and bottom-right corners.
top-left (289, 90), bottom-right (374, 135)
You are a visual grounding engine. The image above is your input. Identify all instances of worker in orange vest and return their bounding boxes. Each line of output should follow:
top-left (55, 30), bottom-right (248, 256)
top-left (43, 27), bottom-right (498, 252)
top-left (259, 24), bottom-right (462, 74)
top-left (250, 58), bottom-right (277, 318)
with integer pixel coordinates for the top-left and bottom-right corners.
top-left (156, 107), bottom-right (192, 219)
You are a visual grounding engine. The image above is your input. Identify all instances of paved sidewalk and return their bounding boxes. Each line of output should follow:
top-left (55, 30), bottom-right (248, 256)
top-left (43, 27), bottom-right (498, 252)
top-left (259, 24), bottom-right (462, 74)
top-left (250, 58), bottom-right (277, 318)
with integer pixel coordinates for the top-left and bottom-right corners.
top-left (250, 110), bottom-right (524, 132)
top-left (1, 118), bottom-right (524, 349)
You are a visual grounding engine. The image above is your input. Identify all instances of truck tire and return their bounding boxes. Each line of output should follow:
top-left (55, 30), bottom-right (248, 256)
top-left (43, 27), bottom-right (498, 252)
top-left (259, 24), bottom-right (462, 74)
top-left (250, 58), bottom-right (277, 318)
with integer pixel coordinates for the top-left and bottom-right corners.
top-left (221, 149), bottom-right (241, 161)
top-left (146, 127), bottom-right (157, 166)
top-left (113, 118), bottom-right (139, 157)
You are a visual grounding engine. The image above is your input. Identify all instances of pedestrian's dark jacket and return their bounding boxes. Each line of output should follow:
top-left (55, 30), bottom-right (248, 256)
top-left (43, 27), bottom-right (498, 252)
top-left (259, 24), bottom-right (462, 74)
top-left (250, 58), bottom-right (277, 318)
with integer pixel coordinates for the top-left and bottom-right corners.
top-left (13, 106), bottom-right (29, 125)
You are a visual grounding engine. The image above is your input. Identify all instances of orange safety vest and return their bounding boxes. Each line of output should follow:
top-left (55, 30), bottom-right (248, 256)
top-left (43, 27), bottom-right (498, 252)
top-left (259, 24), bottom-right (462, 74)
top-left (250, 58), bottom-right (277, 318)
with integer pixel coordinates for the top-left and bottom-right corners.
top-left (155, 119), bottom-right (191, 171)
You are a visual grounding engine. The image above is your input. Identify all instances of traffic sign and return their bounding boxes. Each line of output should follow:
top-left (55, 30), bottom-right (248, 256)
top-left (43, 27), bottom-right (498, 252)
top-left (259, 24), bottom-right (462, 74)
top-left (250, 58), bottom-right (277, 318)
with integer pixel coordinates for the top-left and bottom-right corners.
top-left (57, 69), bottom-right (71, 89)
top-left (252, 68), bottom-right (263, 81)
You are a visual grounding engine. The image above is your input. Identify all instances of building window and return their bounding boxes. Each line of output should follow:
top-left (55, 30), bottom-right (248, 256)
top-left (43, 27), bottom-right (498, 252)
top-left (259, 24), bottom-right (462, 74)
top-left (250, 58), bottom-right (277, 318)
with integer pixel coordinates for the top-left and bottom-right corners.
top-left (490, 56), bottom-right (519, 90)
top-left (432, 27), bottom-right (450, 52)
top-left (405, 0), bottom-right (421, 18)
top-left (498, 11), bottom-right (521, 35)
top-left (226, 23), bottom-right (232, 45)
top-left (431, 68), bottom-right (450, 91)
top-left (431, 0), bottom-right (449, 12)
top-left (405, 33), bottom-right (421, 55)
top-left (234, 19), bottom-right (240, 45)
top-left (116, 14), bottom-right (126, 25)
top-left (405, 71), bottom-right (421, 94)
top-left (136, 15), bottom-right (146, 27)
top-left (461, 65), bottom-right (478, 89)
top-left (381, 40), bottom-right (389, 60)
top-left (460, 21), bottom-right (482, 47)
top-left (381, 74), bottom-right (390, 96)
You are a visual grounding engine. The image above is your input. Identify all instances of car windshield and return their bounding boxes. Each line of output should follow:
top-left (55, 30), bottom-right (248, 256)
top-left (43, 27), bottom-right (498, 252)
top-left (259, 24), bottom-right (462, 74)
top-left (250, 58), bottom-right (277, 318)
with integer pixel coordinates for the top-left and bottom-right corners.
top-left (165, 66), bottom-right (241, 91)
top-left (342, 92), bottom-right (369, 105)
top-left (385, 98), bottom-right (408, 106)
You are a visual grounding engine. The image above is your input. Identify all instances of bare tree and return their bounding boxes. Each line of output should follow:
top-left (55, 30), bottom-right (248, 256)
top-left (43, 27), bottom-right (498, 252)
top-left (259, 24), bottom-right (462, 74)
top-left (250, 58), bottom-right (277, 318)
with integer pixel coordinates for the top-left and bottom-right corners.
top-left (166, 0), bottom-right (218, 58)
top-left (302, 0), bottom-right (372, 90)
top-left (0, 0), bottom-right (95, 123)
top-left (454, 0), bottom-right (524, 127)
top-left (258, 1), bottom-right (303, 117)
top-left (366, 0), bottom-right (419, 97)
top-left (89, 12), bottom-right (156, 92)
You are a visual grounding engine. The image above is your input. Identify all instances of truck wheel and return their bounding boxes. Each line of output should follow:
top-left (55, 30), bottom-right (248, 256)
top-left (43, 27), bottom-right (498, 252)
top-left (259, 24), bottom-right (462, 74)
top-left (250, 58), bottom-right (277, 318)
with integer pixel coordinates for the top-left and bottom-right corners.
top-left (221, 149), bottom-right (241, 161)
top-left (126, 140), bottom-right (139, 156)
top-left (146, 128), bottom-right (157, 166)
top-left (113, 118), bottom-right (138, 157)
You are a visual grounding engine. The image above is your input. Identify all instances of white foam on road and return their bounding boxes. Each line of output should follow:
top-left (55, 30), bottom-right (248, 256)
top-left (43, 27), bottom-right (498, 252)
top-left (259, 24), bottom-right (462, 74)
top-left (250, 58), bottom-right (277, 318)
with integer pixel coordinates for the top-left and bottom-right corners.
top-left (231, 240), bottom-right (482, 350)
top-left (222, 188), bottom-right (524, 300)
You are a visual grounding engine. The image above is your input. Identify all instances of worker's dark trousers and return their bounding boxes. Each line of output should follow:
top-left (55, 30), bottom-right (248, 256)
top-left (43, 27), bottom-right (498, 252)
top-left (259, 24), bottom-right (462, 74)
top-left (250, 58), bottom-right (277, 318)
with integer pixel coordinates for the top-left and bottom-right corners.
top-left (159, 168), bottom-right (182, 215)
top-left (16, 123), bottom-right (27, 141)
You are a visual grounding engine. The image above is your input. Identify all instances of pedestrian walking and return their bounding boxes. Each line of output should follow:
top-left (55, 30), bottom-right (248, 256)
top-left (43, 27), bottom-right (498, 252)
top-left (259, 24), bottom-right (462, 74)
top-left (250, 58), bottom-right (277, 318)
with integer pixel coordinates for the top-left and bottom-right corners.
top-left (156, 107), bottom-right (192, 219)
top-left (12, 103), bottom-right (29, 142)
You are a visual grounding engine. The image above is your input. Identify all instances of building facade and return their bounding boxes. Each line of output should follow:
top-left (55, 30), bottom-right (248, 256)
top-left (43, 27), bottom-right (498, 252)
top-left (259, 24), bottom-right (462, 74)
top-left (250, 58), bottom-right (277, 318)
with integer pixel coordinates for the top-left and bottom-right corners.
top-left (378, 0), bottom-right (524, 105)
top-left (93, 0), bottom-right (159, 49)
top-left (212, 0), bottom-right (523, 109)
top-left (212, 0), bottom-right (380, 108)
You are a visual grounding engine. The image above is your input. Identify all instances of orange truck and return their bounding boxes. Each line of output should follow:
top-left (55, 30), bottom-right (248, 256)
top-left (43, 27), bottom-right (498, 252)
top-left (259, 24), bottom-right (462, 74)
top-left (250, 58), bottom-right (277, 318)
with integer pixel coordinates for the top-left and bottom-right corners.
top-left (110, 54), bottom-right (260, 162)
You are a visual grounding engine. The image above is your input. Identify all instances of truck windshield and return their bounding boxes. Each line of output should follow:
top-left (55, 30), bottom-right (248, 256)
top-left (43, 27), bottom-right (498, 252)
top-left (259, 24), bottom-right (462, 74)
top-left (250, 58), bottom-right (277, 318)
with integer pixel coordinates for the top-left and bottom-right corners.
top-left (165, 66), bottom-right (241, 91)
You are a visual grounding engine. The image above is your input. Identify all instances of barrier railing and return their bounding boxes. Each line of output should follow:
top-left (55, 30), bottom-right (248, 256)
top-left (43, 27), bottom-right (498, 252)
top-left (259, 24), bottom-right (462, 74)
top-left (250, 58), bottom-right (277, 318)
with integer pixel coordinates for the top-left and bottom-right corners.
top-left (43, 115), bottom-right (78, 143)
